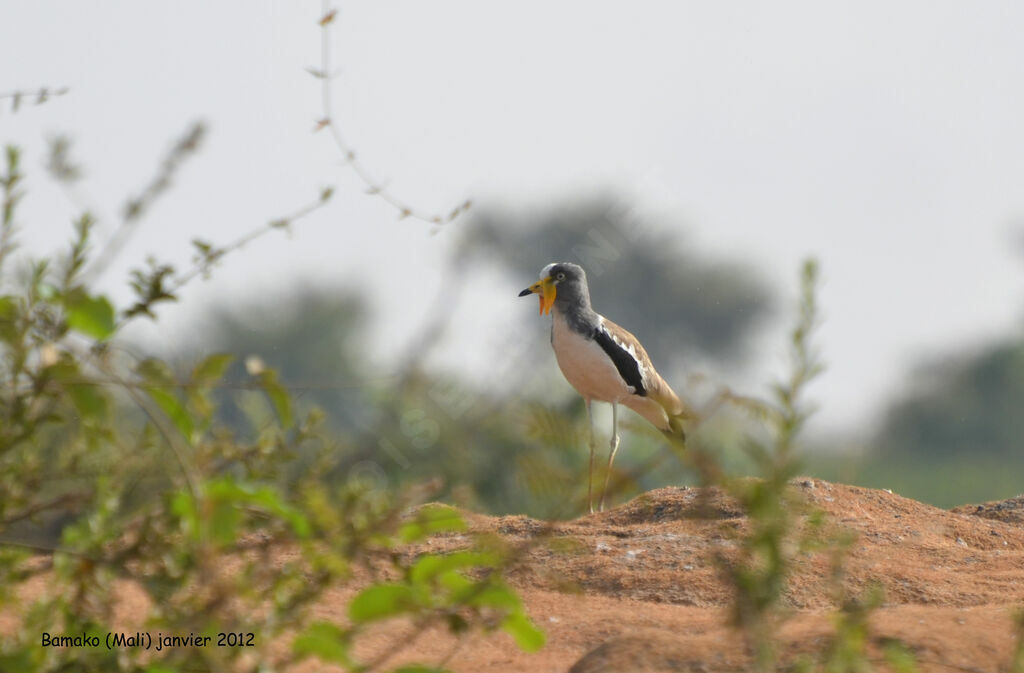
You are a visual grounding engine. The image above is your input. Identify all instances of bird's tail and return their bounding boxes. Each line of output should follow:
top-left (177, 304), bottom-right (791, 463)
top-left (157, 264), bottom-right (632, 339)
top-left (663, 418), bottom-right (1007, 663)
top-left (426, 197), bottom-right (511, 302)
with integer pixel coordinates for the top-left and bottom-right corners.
top-left (660, 410), bottom-right (687, 445)
top-left (629, 379), bottom-right (690, 445)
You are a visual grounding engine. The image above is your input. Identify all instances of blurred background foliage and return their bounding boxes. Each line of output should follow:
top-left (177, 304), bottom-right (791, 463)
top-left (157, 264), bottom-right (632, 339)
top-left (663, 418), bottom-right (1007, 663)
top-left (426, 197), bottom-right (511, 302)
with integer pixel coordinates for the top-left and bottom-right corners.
top-left (807, 336), bottom-right (1024, 508)
top-left (127, 195), bottom-right (1024, 519)
top-left (456, 197), bottom-right (773, 368)
top-left (146, 197), bottom-right (780, 520)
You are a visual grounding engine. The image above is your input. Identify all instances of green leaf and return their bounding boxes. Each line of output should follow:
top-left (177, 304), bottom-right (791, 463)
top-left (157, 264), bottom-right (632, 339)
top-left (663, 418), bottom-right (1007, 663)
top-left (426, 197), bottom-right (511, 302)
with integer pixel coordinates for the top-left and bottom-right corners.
top-left (409, 551), bottom-right (497, 585)
top-left (398, 504), bottom-right (467, 543)
top-left (209, 499), bottom-right (241, 546)
top-left (436, 570), bottom-right (474, 594)
top-left (144, 385), bottom-right (194, 443)
top-left (65, 382), bottom-right (109, 424)
top-left (465, 582), bottom-right (522, 611)
top-left (170, 491), bottom-right (199, 540)
top-left (64, 288), bottom-right (115, 340)
top-left (501, 612), bottom-right (545, 652)
top-left (192, 353), bottom-right (234, 383)
top-left (206, 479), bottom-right (311, 539)
top-left (47, 359), bottom-right (109, 423)
top-left (0, 295), bottom-right (16, 342)
top-left (293, 621), bottom-right (351, 665)
top-left (348, 583), bottom-right (420, 623)
top-left (136, 358), bottom-right (174, 386)
top-left (258, 370), bottom-right (293, 429)
top-left (248, 488), bottom-right (311, 539)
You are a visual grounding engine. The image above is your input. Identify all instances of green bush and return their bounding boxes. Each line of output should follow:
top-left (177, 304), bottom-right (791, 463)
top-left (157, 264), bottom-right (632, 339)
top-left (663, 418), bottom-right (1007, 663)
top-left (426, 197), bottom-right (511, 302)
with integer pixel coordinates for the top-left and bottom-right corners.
top-left (0, 144), bottom-right (542, 672)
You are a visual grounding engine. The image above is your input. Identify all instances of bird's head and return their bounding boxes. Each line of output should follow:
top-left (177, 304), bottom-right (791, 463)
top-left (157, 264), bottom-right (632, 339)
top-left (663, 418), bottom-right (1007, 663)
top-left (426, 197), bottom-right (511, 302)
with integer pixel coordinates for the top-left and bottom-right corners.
top-left (518, 262), bottom-right (588, 315)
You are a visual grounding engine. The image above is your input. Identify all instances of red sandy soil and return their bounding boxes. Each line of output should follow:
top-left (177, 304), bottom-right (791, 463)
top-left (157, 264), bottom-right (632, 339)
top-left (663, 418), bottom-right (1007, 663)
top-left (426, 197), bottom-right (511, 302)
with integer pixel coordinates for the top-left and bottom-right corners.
top-left (347, 480), bottom-right (1024, 672)
top-left (5, 480), bottom-right (1024, 672)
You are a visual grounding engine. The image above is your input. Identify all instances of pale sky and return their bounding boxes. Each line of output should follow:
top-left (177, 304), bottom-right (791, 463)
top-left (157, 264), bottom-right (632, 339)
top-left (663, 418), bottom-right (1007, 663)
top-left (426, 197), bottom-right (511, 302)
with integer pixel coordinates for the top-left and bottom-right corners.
top-left (4, 1), bottom-right (1024, 436)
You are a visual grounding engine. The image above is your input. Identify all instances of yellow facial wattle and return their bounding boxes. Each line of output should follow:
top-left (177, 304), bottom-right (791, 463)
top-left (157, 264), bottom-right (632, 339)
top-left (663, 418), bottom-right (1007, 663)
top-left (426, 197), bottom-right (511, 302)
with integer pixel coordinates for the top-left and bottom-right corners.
top-left (533, 277), bottom-right (556, 315)
top-left (520, 276), bottom-right (557, 315)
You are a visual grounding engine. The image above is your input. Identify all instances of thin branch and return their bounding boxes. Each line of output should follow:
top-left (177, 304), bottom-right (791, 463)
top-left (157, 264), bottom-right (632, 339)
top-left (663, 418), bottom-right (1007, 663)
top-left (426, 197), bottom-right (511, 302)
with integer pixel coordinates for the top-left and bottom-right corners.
top-left (434, 628), bottom-right (477, 671)
top-left (103, 363), bottom-right (200, 501)
top-left (1, 492), bottom-right (88, 527)
top-left (83, 122), bottom-right (206, 283)
top-left (0, 87), bottom-right (69, 113)
top-left (316, 0), bottom-right (471, 230)
top-left (0, 87), bottom-right (69, 101)
top-left (118, 188), bottom-right (333, 326)
top-left (0, 539), bottom-right (88, 560)
top-left (171, 192), bottom-right (331, 292)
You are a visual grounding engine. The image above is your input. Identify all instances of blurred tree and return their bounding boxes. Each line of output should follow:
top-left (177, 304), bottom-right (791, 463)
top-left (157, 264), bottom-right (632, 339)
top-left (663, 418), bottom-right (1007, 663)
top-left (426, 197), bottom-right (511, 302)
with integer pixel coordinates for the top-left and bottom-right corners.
top-left (170, 283), bottom-right (690, 518)
top-left (455, 196), bottom-right (773, 371)
top-left (186, 286), bottom-right (373, 433)
top-left (873, 338), bottom-right (1024, 462)
top-left (167, 195), bottom-right (779, 516)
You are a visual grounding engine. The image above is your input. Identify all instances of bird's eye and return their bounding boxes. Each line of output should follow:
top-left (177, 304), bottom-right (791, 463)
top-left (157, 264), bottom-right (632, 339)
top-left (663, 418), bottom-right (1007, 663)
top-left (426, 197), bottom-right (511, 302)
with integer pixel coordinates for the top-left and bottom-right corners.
top-left (556, 272), bottom-right (566, 281)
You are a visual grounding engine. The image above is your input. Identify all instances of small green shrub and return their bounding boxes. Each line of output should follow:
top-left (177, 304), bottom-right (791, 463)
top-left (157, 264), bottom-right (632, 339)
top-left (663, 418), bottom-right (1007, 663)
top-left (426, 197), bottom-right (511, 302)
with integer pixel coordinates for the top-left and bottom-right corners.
top-left (0, 142), bottom-right (541, 672)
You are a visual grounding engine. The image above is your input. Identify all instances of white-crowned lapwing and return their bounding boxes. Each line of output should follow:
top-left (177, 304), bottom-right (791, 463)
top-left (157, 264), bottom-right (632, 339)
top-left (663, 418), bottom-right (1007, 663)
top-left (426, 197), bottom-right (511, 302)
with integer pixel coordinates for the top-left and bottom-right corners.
top-left (520, 262), bottom-right (687, 512)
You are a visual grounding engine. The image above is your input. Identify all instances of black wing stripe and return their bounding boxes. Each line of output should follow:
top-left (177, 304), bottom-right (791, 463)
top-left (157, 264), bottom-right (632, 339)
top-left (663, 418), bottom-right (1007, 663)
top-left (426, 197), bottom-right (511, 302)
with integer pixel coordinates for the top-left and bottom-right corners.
top-left (592, 328), bottom-right (646, 396)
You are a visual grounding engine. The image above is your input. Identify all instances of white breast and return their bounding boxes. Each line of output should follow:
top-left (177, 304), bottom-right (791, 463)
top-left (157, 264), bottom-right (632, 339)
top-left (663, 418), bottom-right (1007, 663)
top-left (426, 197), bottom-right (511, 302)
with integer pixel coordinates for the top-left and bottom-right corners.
top-left (551, 313), bottom-right (635, 403)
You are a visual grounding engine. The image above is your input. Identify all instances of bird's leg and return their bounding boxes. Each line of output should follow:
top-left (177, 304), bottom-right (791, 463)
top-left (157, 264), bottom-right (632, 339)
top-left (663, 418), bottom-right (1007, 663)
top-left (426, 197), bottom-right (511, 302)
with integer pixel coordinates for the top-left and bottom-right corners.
top-left (599, 402), bottom-right (620, 512)
top-left (587, 402), bottom-right (597, 514)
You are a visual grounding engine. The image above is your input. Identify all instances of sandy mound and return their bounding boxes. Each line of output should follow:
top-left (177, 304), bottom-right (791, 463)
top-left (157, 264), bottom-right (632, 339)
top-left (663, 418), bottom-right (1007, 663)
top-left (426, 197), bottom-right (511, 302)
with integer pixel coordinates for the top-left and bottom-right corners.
top-left (6, 480), bottom-right (1024, 672)
top-left (370, 480), bottom-right (1024, 671)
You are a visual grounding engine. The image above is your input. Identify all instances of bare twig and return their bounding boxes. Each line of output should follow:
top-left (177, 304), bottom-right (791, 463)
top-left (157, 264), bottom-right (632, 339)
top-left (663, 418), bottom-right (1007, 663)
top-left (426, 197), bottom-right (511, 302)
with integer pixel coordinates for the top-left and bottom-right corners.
top-left (0, 539), bottom-right (87, 560)
top-left (118, 187), bottom-right (333, 326)
top-left (316, 1), bottom-right (471, 230)
top-left (171, 191), bottom-right (331, 292)
top-left (0, 87), bottom-right (69, 113)
top-left (1, 492), bottom-right (88, 527)
top-left (83, 122), bottom-right (206, 283)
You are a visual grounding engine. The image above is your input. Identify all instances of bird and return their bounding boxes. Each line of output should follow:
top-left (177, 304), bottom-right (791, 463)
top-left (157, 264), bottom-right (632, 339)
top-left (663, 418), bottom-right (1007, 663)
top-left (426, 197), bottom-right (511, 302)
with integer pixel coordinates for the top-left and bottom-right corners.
top-left (519, 262), bottom-right (687, 513)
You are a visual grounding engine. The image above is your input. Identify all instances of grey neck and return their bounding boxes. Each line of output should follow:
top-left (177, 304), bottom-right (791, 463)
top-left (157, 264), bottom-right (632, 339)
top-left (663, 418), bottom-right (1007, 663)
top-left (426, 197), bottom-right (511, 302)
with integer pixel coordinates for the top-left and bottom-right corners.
top-left (552, 284), bottom-right (599, 335)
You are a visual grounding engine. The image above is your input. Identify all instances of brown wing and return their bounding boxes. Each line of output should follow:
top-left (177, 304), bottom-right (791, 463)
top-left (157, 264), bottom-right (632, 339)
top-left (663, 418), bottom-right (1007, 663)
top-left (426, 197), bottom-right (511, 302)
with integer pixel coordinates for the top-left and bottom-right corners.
top-left (599, 317), bottom-right (687, 421)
